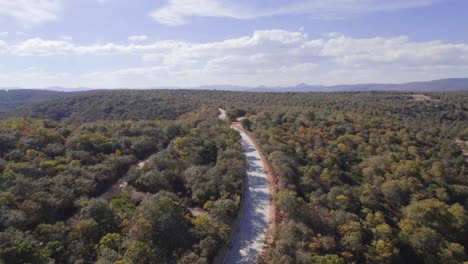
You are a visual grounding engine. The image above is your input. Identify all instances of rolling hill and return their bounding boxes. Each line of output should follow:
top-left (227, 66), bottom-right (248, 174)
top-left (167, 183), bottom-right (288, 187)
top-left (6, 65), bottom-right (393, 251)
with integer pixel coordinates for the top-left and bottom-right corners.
top-left (0, 89), bottom-right (73, 119)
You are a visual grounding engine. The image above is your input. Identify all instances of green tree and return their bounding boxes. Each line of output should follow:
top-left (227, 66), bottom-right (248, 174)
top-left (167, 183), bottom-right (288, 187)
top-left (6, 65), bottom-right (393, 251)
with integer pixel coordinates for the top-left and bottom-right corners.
top-left (99, 233), bottom-right (122, 252)
top-left (192, 214), bottom-right (229, 241)
top-left (138, 192), bottom-right (190, 252)
top-left (123, 240), bottom-right (157, 264)
top-left (241, 119), bottom-right (252, 130)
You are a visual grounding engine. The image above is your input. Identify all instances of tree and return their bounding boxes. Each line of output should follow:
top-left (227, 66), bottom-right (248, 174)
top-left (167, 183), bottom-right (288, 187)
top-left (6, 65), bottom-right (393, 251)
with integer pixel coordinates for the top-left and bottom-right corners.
top-left (241, 119), bottom-right (252, 130)
top-left (184, 166), bottom-right (216, 204)
top-left (399, 199), bottom-right (468, 262)
top-left (208, 198), bottom-right (238, 222)
top-left (310, 254), bottom-right (344, 264)
top-left (0, 228), bottom-right (50, 264)
top-left (273, 190), bottom-right (303, 218)
top-left (226, 109), bottom-right (246, 121)
top-left (178, 251), bottom-right (208, 264)
top-left (381, 179), bottom-right (411, 206)
top-left (71, 219), bottom-right (99, 241)
top-left (123, 240), bottom-right (158, 264)
top-left (338, 221), bottom-right (364, 252)
top-left (138, 192), bottom-right (190, 253)
top-left (192, 214), bottom-right (229, 241)
top-left (135, 169), bottom-right (172, 193)
top-left (80, 199), bottom-right (117, 236)
top-left (365, 239), bottom-right (397, 264)
top-left (437, 243), bottom-right (466, 264)
top-left (99, 233), bottom-right (122, 252)
top-left (34, 222), bottom-right (66, 243)
top-left (400, 199), bottom-right (463, 237)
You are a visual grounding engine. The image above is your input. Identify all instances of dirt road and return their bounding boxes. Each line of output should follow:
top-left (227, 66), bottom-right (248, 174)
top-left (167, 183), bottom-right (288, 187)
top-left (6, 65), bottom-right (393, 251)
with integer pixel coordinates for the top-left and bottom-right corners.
top-left (223, 123), bottom-right (271, 263)
top-left (218, 108), bottom-right (227, 121)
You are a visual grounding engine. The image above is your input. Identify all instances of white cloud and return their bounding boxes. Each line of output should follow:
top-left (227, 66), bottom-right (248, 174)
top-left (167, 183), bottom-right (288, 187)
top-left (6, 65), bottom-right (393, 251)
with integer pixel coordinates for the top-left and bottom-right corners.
top-left (1, 29), bottom-right (467, 87)
top-left (7, 37), bottom-right (74, 56)
top-left (150, 0), bottom-right (253, 26)
top-left (128, 35), bottom-right (149, 42)
top-left (6, 30), bottom-right (466, 67)
top-left (0, 0), bottom-right (61, 27)
top-left (0, 31), bottom-right (8, 37)
top-left (320, 36), bottom-right (468, 66)
top-left (150, 0), bottom-right (441, 26)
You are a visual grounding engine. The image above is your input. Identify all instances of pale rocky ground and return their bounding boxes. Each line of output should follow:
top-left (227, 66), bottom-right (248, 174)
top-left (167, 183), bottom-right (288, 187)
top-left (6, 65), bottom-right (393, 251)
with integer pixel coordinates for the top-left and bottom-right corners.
top-left (223, 125), bottom-right (271, 263)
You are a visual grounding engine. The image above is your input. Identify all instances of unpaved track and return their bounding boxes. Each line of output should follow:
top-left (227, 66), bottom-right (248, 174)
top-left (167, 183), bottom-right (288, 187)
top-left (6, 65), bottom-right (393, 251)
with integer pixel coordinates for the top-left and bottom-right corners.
top-left (223, 125), bottom-right (271, 264)
top-left (66, 157), bottom-right (150, 224)
top-left (218, 108), bottom-right (227, 121)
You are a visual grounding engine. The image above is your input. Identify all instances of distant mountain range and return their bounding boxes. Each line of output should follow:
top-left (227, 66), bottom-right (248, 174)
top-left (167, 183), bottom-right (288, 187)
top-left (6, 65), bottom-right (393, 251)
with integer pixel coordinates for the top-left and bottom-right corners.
top-left (195, 78), bottom-right (468, 92)
top-left (1, 78), bottom-right (468, 93)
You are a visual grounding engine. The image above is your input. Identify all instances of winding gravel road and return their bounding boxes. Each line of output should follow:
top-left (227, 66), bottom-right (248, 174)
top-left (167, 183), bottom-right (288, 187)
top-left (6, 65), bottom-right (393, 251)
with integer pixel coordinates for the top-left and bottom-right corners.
top-left (220, 109), bottom-right (271, 264)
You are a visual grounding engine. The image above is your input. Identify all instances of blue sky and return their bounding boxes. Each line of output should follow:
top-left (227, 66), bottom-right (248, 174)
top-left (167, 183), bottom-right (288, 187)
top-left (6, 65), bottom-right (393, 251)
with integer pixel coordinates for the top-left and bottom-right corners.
top-left (0, 0), bottom-right (467, 88)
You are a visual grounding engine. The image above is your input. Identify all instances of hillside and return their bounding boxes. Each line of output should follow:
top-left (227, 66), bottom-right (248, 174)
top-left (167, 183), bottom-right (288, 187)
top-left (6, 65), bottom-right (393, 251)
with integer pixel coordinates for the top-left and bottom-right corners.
top-left (18, 90), bottom-right (204, 122)
top-left (19, 89), bottom-right (466, 124)
top-left (0, 89), bottom-right (73, 119)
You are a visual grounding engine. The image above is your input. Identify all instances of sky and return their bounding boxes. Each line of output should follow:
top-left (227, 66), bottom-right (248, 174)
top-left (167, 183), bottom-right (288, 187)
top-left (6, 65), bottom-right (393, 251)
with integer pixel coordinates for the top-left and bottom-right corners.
top-left (0, 0), bottom-right (467, 89)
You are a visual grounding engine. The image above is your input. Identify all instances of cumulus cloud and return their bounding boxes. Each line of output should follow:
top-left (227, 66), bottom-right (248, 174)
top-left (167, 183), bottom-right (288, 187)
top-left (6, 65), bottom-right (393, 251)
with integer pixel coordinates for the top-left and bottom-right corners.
top-left (0, 0), bottom-right (61, 26)
top-left (128, 35), bottom-right (149, 42)
top-left (5, 30), bottom-right (467, 66)
top-left (150, 0), bottom-right (441, 26)
top-left (320, 35), bottom-right (468, 66)
top-left (1, 29), bottom-right (467, 87)
top-left (7, 37), bottom-right (74, 56)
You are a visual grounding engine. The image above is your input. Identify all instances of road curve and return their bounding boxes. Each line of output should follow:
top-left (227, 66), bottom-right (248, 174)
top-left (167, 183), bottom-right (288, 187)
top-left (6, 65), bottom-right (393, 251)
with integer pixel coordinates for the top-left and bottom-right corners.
top-left (218, 108), bottom-right (227, 121)
top-left (223, 123), bottom-right (271, 263)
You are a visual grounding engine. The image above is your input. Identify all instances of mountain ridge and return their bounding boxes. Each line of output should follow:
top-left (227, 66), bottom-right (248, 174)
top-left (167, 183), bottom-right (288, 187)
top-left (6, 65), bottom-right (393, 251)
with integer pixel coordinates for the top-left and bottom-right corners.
top-left (203, 78), bottom-right (468, 92)
top-left (2, 78), bottom-right (468, 92)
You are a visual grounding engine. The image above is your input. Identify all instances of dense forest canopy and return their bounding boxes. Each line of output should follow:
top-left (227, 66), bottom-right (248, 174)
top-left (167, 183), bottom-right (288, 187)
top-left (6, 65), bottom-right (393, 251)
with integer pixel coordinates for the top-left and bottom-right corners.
top-left (13, 90), bottom-right (465, 126)
top-left (0, 105), bottom-right (245, 263)
top-left (0, 89), bottom-right (467, 263)
top-left (223, 92), bottom-right (467, 263)
top-left (0, 90), bottom-right (72, 120)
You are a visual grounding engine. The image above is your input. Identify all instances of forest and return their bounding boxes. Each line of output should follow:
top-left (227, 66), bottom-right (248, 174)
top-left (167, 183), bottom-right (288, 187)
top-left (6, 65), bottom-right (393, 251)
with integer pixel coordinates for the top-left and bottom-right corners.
top-left (0, 90), bottom-right (70, 120)
top-left (224, 92), bottom-right (467, 264)
top-left (0, 104), bottom-right (245, 263)
top-left (0, 89), bottom-right (467, 263)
